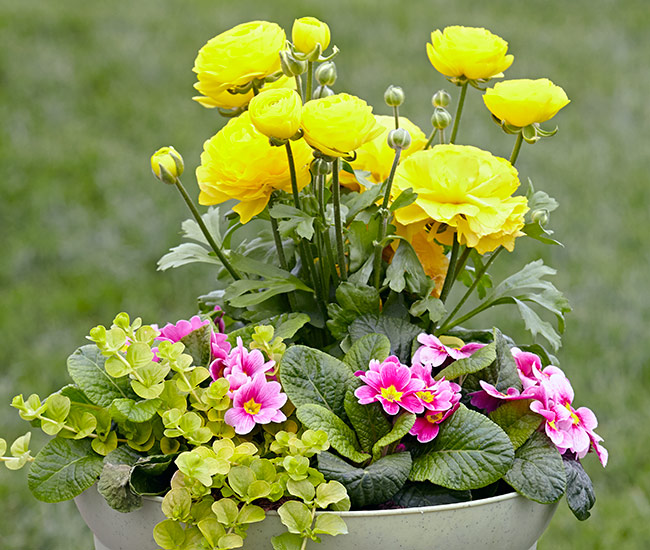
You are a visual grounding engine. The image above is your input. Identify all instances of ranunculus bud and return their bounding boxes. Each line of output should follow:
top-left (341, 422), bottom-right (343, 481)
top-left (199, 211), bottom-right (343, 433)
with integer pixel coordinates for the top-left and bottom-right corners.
top-left (310, 158), bottom-right (332, 176)
top-left (292, 17), bottom-right (331, 56)
top-left (387, 128), bottom-right (412, 151)
top-left (249, 88), bottom-right (303, 140)
top-left (315, 61), bottom-right (337, 86)
top-left (384, 85), bottom-right (405, 107)
top-left (432, 89), bottom-right (451, 108)
top-left (313, 85), bottom-right (335, 99)
top-left (151, 146), bottom-right (184, 184)
top-left (279, 50), bottom-right (308, 77)
top-left (531, 209), bottom-right (549, 226)
top-left (431, 107), bottom-right (452, 130)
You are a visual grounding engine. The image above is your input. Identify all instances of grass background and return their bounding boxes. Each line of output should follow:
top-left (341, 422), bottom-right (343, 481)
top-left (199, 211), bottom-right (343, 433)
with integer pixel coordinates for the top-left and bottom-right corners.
top-left (1, 0), bottom-right (649, 547)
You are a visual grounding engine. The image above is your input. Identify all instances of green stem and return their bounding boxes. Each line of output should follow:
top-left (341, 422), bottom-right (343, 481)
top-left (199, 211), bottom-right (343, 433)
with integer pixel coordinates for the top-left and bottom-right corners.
top-left (424, 128), bottom-right (438, 150)
top-left (331, 158), bottom-right (348, 281)
top-left (439, 127), bottom-right (445, 144)
top-left (449, 81), bottom-right (468, 144)
top-left (306, 61), bottom-right (314, 100)
top-left (115, 353), bottom-right (146, 384)
top-left (438, 233), bottom-right (460, 303)
top-left (510, 133), bottom-right (524, 166)
top-left (173, 179), bottom-right (241, 280)
top-left (393, 106), bottom-right (400, 129)
top-left (318, 175), bottom-right (337, 283)
top-left (372, 149), bottom-right (402, 289)
top-left (268, 199), bottom-right (298, 312)
top-left (294, 75), bottom-right (304, 103)
top-left (437, 246), bottom-right (504, 333)
top-left (454, 246), bottom-right (471, 282)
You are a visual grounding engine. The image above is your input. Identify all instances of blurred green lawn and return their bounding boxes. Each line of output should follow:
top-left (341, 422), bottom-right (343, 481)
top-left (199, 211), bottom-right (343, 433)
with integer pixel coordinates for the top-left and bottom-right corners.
top-left (1, 0), bottom-right (649, 548)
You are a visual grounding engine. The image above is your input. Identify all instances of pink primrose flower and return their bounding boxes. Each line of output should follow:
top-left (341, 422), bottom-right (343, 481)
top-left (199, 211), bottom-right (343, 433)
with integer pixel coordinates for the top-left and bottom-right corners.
top-left (157, 315), bottom-right (210, 344)
top-left (409, 404), bottom-right (460, 443)
top-left (354, 356), bottom-right (425, 415)
top-left (209, 332), bottom-right (232, 380)
top-left (224, 374), bottom-right (287, 435)
top-left (412, 334), bottom-right (486, 368)
top-left (222, 337), bottom-right (275, 393)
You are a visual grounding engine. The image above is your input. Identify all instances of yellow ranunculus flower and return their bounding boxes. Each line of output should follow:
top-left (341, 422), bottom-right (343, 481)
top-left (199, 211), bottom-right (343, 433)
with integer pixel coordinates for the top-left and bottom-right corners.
top-left (483, 78), bottom-right (570, 127)
top-left (151, 146), bottom-right (184, 184)
top-left (196, 112), bottom-right (312, 223)
top-left (292, 17), bottom-right (331, 55)
top-left (426, 26), bottom-right (514, 81)
top-left (193, 21), bottom-right (285, 106)
top-left (340, 115), bottom-right (428, 190)
top-left (301, 93), bottom-right (384, 157)
top-left (193, 75), bottom-right (297, 110)
top-left (249, 88), bottom-right (303, 140)
top-left (392, 144), bottom-right (528, 253)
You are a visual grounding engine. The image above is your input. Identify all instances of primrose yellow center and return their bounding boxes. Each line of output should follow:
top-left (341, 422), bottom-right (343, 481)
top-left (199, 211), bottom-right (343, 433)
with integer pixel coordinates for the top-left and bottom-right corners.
top-left (244, 398), bottom-right (262, 415)
top-left (426, 413), bottom-right (444, 424)
top-left (416, 391), bottom-right (435, 403)
top-left (380, 385), bottom-right (403, 402)
top-left (565, 403), bottom-right (580, 425)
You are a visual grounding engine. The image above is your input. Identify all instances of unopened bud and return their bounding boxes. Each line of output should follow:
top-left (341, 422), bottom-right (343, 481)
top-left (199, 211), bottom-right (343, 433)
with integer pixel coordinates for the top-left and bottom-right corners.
top-left (431, 108), bottom-right (452, 130)
top-left (279, 50), bottom-right (307, 77)
top-left (531, 209), bottom-right (549, 226)
top-left (310, 158), bottom-right (332, 176)
top-left (522, 124), bottom-right (540, 144)
top-left (313, 85), bottom-right (334, 99)
top-left (151, 146), bottom-right (184, 185)
top-left (315, 61), bottom-right (337, 86)
top-left (384, 85), bottom-right (405, 107)
top-left (432, 89), bottom-right (451, 108)
top-left (387, 128), bottom-right (412, 151)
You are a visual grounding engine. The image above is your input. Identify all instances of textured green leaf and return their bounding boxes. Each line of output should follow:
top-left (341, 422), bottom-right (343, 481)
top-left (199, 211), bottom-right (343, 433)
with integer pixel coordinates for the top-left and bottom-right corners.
top-left (409, 295), bottom-right (446, 323)
top-left (180, 322), bottom-right (213, 367)
top-left (326, 282), bottom-right (381, 340)
top-left (97, 461), bottom-right (142, 512)
top-left (514, 298), bottom-right (562, 351)
top-left (347, 218), bottom-right (381, 274)
top-left (504, 432), bottom-right (566, 503)
top-left (392, 482), bottom-right (471, 507)
top-left (464, 329), bottom-right (521, 393)
top-left (348, 314), bottom-right (421, 363)
top-left (317, 451), bottom-right (411, 508)
top-left (157, 242), bottom-right (219, 271)
top-left (435, 341), bottom-right (496, 381)
top-left (384, 240), bottom-right (429, 295)
top-left (226, 313), bottom-right (310, 347)
top-left (280, 346), bottom-right (355, 419)
top-left (342, 333), bottom-right (391, 372)
top-left (297, 404), bottom-right (370, 464)
top-left (313, 513), bottom-right (348, 536)
top-left (489, 400), bottom-right (543, 449)
top-left (110, 398), bottom-right (161, 423)
top-left (27, 438), bottom-right (103, 502)
top-left (67, 345), bottom-right (135, 407)
top-left (409, 404), bottom-right (514, 490)
top-left (130, 455), bottom-right (175, 496)
top-left (343, 390), bottom-right (391, 453)
top-left (371, 413), bottom-right (416, 461)
top-left (563, 457), bottom-right (596, 520)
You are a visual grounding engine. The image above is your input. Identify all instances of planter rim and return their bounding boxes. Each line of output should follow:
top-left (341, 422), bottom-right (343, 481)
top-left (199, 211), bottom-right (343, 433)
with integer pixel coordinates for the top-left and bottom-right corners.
top-left (140, 490), bottom-right (526, 517)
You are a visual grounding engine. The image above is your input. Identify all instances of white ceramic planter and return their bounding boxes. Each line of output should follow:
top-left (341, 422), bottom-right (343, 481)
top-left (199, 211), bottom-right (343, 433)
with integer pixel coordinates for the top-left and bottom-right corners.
top-left (75, 485), bottom-right (557, 550)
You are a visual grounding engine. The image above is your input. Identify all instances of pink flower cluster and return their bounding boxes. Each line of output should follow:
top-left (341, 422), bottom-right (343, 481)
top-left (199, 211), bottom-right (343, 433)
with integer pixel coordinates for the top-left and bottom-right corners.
top-left (354, 334), bottom-right (468, 443)
top-left (157, 316), bottom-right (286, 436)
top-left (469, 349), bottom-right (608, 466)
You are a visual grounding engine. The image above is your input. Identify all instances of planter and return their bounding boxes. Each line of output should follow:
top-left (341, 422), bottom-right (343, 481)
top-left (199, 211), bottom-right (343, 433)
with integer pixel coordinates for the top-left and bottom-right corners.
top-left (74, 485), bottom-right (558, 550)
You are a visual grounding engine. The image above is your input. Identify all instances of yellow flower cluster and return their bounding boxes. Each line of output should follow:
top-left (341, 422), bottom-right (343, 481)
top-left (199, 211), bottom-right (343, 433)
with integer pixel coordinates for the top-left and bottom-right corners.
top-left (393, 145), bottom-right (528, 254)
top-left (196, 112), bottom-right (312, 223)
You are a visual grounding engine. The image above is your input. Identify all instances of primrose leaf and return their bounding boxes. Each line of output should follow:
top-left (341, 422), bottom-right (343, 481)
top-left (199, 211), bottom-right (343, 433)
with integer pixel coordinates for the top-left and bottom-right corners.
top-left (326, 282), bottom-right (381, 340)
top-left (392, 482), bottom-right (471, 507)
top-left (343, 390), bottom-right (391, 454)
top-left (489, 400), bottom-right (543, 449)
top-left (342, 333), bottom-right (391, 372)
top-left (97, 461), bottom-right (142, 513)
top-left (435, 341), bottom-right (496, 381)
top-left (348, 314), bottom-right (421, 363)
top-left (563, 456), bottom-right (596, 520)
top-left (371, 413), bottom-right (416, 461)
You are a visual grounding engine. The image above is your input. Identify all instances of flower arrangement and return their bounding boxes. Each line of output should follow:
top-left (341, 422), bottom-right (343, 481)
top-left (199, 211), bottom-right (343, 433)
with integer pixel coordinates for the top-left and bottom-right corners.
top-left (1, 17), bottom-right (606, 550)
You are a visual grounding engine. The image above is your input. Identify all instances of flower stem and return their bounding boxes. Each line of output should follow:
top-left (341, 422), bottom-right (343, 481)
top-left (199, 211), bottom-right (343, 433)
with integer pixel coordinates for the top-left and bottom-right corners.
top-left (437, 245), bottom-right (504, 333)
top-left (439, 127), bottom-right (446, 144)
top-left (268, 196), bottom-right (298, 312)
top-left (294, 75), bottom-right (304, 103)
top-left (393, 106), bottom-right (400, 129)
top-left (438, 233), bottom-right (460, 303)
top-left (317, 175), bottom-right (337, 282)
top-left (449, 81), bottom-right (468, 144)
top-left (372, 148), bottom-right (402, 289)
top-left (306, 61), bottom-right (314, 100)
top-left (424, 128), bottom-right (438, 150)
top-left (331, 158), bottom-right (348, 281)
top-left (510, 133), bottom-right (524, 166)
top-left (173, 179), bottom-right (241, 280)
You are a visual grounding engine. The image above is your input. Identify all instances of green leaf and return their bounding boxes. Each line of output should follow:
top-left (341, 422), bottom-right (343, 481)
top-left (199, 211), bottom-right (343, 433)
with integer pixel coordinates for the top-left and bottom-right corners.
top-left (344, 183), bottom-right (383, 223)
top-left (409, 295), bottom-right (446, 324)
top-left (271, 532), bottom-right (303, 550)
top-left (278, 501), bottom-right (312, 534)
top-left (217, 533), bottom-right (244, 549)
top-left (280, 346), bottom-right (355, 419)
top-left (228, 465), bottom-right (256, 499)
top-left (296, 404), bottom-right (370, 464)
top-left (212, 498), bottom-right (240, 526)
top-left (348, 314), bottom-right (421, 363)
top-left (343, 390), bottom-right (391, 454)
top-left (162, 487), bottom-right (192, 522)
top-left (197, 517), bottom-right (226, 548)
top-left (435, 341), bottom-right (496, 381)
top-left (153, 519), bottom-right (186, 549)
top-left (226, 278), bottom-right (310, 308)
top-left (409, 404), bottom-right (514, 490)
top-left (326, 282), bottom-right (381, 340)
top-left (287, 479), bottom-right (316, 502)
top-left (504, 432), bottom-right (566, 504)
top-left (270, 203), bottom-right (316, 240)
top-left (313, 513), bottom-right (348, 536)
top-left (110, 398), bottom-right (161, 423)
top-left (97, 461), bottom-right (142, 512)
top-left (318, 451), bottom-right (412, 508)
top-left (315, 481), bottom-right (348, 509)
top-left (392, 482), bottom-right (471, 507)
top-left (179, 322), bottom-right (213, 367)
top-left (389, 188), bottom-right (417, 212)
top-left (226, 313), bottom-right (310, 347)
top-left (229, 253), bottom-right (311, 289)
top-left (514, 298), bottom-right (562, 351)
top-left (526, 183), bottom-right (559, 214)
top-left (489, 400), bottom-right (543, 449)
top-left (130, 455), bottom-right (175, 496)
top-left (27, 438), bottom-right (103, 502)
top-left (67, 345), bottom-right (135, 407)
top-left (563, 457), bottom-right (596, 521)
top-left (464, 329), bottom-right (521, 393)
top-left (523, 221), bottom-right (563, 246)
top-left (371, 413), bottom-right (416, 461)
top-left (342, 333), bottom-right (391, 372)
top-left (384, 240), bottom-right (429, 295)
top-left (158, 242), bottom-right (219, 271)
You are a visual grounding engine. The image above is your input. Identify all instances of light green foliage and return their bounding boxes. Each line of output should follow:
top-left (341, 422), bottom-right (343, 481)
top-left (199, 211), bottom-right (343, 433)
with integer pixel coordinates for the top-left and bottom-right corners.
top-left (0, 433), bottom-right (33, 471)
